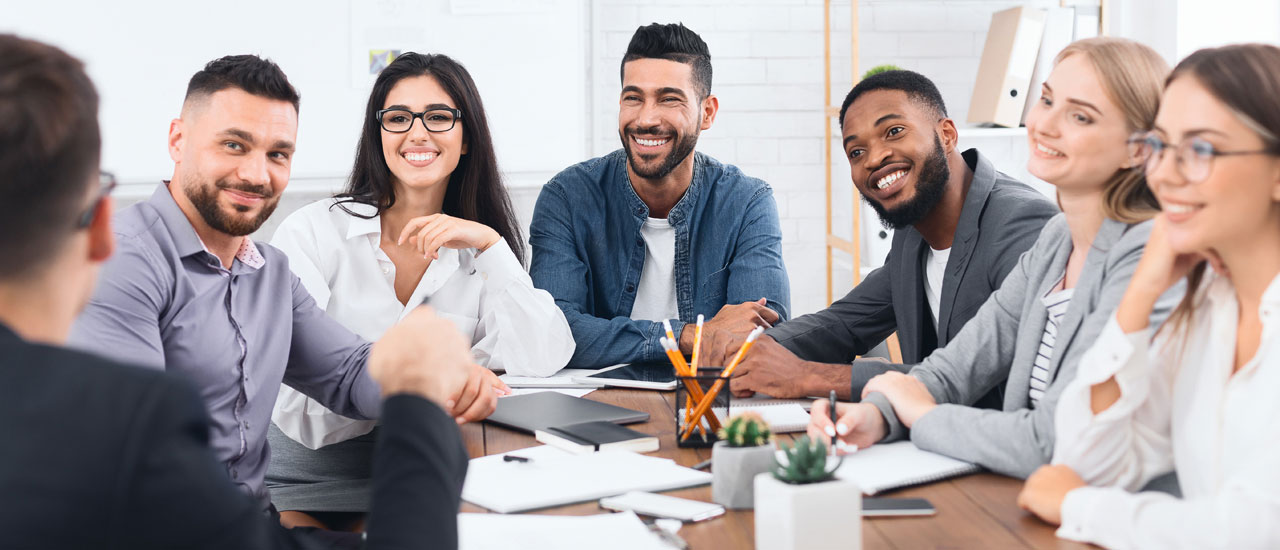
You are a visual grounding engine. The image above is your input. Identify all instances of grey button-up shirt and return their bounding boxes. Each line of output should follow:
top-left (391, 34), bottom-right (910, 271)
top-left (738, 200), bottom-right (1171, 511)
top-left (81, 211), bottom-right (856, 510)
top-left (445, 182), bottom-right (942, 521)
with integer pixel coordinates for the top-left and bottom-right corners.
top-left (69, 183), bottom-right (381, 506)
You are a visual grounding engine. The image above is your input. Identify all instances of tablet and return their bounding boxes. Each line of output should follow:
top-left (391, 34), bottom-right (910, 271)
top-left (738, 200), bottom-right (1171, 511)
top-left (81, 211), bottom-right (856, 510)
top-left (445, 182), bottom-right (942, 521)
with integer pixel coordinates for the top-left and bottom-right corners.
top-left (572, 362), bottom-right (678, 390)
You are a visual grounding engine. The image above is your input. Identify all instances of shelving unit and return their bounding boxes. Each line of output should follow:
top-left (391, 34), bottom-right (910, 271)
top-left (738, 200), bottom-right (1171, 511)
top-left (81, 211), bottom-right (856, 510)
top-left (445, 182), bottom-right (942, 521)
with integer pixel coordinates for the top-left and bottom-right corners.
top-left (822, 0), bottom-right (859, 306)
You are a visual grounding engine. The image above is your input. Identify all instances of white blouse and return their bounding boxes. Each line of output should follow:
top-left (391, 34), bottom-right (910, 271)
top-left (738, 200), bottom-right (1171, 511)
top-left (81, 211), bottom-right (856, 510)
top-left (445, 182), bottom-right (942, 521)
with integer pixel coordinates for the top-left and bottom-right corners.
top-left (269, 199), bottom-right (575, 449)
top-left (1052, 269), bottom-right (1280, 549)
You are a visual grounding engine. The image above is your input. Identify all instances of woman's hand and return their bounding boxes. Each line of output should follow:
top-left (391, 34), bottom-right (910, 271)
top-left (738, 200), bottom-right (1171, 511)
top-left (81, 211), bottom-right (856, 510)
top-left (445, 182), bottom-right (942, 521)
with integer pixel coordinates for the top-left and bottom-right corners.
top-left (807, 400), bottom-right (887, 454)
top-left (397, 214), bottom-right (502, 260)
top-left (1018, 464), bottom-right (1087, 526)
top-left (1116, 214), bottom-right (1222, 333)
top-left (861, 371), bottom-right (937, 428)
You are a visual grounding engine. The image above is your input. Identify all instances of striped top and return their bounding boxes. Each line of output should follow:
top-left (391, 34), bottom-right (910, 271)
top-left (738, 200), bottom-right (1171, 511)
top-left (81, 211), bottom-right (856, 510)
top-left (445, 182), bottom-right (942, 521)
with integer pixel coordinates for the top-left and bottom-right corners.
top-left (1030, 285), bottom-right (1074, 406)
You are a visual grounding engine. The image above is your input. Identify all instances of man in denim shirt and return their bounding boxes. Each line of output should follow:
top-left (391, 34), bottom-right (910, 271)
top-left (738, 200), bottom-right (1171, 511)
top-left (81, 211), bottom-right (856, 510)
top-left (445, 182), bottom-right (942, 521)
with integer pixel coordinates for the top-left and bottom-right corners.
top-left (530, 23), bottom-right (790, 368)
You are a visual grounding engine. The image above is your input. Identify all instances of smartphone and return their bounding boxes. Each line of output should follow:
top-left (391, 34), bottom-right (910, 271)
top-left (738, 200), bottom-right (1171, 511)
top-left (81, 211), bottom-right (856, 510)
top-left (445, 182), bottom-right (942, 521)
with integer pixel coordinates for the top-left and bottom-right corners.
top-left (599, 491), bottom-right (725, 522)
top-left (862, 497), bottom-right (936, 517)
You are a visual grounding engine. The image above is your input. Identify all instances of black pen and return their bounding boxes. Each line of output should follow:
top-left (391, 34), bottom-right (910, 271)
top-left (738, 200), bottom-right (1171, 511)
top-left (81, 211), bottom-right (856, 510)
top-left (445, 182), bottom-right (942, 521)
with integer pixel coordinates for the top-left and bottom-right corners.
top-left (503, 454), bottom-right (530, 463)
top-left (828, 389), bottom-right (837, 454)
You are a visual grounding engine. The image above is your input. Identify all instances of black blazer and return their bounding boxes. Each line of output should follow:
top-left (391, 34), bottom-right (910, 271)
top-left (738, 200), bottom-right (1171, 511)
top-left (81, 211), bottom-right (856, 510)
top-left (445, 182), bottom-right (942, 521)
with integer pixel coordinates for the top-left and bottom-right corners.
top-left (0, 323), bottom-right (465, 550)
top-left (767, 149), bottom-right (1059, 400)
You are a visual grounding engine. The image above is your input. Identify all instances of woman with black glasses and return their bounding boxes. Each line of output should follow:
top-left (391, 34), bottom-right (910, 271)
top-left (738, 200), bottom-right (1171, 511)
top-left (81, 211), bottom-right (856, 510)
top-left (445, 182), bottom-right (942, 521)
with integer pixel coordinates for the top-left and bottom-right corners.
top-left (1019, 43), bottom-right (1280, 549)
top-left (264, 52), bottom-right (573, 532)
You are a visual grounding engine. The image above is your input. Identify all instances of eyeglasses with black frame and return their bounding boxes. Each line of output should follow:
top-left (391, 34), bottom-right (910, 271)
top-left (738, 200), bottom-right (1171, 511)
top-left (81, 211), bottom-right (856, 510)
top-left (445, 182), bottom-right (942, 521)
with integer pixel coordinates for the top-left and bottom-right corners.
top-left (375, 107), bottom-right (463, 133)
top-left (76, 171), bottom-right (118, 229)
top-left (1128, 131), bottom-right (1279, 183)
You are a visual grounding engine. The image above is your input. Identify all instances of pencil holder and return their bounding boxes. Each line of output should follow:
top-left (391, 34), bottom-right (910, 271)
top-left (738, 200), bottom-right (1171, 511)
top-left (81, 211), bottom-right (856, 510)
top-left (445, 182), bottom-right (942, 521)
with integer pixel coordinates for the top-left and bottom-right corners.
top-left (675, 367), bottom-right (729, 448)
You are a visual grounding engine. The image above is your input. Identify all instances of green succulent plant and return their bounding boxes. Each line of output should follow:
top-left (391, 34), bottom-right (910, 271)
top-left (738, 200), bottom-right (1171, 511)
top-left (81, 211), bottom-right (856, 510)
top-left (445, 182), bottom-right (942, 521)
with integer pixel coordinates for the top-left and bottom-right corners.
top-left (772, 436), bottom-right (842, 484)
top-left (717, 411), bottom-right (774, 447)
top-left (862, 64), bottom-right (903, 79)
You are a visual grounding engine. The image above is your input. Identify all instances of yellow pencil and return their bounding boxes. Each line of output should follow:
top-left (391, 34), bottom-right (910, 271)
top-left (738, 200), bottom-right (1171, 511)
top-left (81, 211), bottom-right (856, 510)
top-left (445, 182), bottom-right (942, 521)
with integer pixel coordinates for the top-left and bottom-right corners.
top-left (690, 314), bottom-right (704, 374)
top-left (663, 337), bottom-right (718, 434)
top-left (681, 326), bottom-right (763, 441)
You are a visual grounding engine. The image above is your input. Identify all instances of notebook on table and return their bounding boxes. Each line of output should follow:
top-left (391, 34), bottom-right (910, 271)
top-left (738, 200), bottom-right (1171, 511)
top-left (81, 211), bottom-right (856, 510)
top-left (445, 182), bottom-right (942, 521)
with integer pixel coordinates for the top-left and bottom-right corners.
top-left (678, 403), bottom-right (812, 433)
top-left (485, 391), bottom-right (649, 434)
top-left (834, 441), bottom-right (981, 495)
top-left (535, 421), bottom-right (660, 454)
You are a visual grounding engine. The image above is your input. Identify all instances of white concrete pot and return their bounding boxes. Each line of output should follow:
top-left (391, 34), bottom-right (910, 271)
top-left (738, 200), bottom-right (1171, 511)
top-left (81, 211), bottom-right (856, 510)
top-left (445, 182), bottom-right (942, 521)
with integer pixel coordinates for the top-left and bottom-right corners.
top-left (711, 441), bottom-right (775, 509)
top-left (753, 473), bottom-right (861, 550)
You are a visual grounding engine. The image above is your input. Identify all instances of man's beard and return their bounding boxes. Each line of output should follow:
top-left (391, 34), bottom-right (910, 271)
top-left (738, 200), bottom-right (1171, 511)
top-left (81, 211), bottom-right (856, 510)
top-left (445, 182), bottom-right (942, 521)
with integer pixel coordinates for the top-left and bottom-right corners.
top-left (184, 174), bottom-right (279, 237)
top-left (864, 134), bottom-right (950, 230)
top-left (620, 124), bottom-right (699, 180)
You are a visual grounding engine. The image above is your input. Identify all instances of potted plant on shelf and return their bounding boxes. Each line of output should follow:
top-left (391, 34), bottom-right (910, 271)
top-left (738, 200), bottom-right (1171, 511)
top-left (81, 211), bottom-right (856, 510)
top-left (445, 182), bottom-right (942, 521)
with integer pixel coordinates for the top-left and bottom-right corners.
top-left (754, 436), bottom-right (861, 550)
top-left (710, 412), bottom-right (775, 509)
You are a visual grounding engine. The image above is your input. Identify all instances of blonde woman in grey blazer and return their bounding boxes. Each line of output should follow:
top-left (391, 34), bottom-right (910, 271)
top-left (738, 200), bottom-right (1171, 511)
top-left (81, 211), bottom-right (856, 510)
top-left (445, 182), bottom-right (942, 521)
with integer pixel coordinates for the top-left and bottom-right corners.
top-left (809, 38), bottom-right (1183, 478)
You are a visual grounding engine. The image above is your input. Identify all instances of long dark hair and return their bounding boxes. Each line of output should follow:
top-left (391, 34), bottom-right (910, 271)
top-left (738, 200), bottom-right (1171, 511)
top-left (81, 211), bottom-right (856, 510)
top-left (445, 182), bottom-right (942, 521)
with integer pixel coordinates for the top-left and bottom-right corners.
top-left (334, 52), bottom-right (525, 263)
top-left (1160, 44), bottom-right (1280, 339)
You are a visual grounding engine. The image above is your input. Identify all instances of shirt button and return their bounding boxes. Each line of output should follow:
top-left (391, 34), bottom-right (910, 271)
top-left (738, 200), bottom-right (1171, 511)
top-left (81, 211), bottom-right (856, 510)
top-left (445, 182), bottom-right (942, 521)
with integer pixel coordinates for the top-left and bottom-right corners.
top-left (636, 239), bottom-right (643, 247)
top-left (382, 267), bottom-right (390, 275)
top-left (231, 470), bottom-right (238, 480)
top-left (243, 421), bottom-right (250, 429)
top-left (626, 284), bottom-right (635, 293)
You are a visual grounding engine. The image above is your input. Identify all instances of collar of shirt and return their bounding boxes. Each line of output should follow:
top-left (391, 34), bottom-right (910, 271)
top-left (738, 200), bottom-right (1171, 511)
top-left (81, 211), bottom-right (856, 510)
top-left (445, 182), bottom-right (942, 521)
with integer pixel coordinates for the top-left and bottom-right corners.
top-left (150, 182), bottom-right (266, 272)
top-left (338, 201), bottom-right (465, 315)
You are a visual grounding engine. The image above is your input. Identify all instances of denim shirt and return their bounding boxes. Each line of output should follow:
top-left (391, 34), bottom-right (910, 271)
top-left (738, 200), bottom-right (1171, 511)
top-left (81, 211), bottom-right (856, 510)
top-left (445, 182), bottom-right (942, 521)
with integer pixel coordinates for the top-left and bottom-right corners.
top-left (530, 149), bottom-right (790, 368)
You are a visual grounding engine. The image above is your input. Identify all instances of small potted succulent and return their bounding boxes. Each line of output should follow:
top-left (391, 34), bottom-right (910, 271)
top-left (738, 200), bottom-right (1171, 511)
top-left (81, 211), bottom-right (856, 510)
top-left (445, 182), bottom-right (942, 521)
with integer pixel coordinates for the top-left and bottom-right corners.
top-left (710, 412), bottom-right (775, 509)
top-left (754, 436), bottom-right (861, 550)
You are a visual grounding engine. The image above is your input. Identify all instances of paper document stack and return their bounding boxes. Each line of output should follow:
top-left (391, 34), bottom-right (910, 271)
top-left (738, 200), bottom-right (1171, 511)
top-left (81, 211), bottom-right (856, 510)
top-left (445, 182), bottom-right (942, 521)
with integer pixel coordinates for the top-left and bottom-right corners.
top-left (462, 445), bottom-right (711, 513)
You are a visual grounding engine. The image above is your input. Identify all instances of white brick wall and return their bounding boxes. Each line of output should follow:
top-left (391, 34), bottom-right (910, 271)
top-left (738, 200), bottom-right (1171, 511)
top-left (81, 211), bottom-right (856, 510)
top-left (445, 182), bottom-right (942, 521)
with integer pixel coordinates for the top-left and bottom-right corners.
top-left (588, 0), bottom-right (1053, 316)
top-left (122, 1), bottom-right (1056, 319)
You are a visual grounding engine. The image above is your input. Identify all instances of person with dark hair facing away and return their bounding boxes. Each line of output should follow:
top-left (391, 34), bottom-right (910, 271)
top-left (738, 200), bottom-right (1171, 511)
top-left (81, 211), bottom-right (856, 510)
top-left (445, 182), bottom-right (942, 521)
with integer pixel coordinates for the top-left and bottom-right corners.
top-left (67, 53), bottom-right (499, 510)
top-left (0, 33), bottom-right (471, 549)
top-left (703, 69), bottom-right (1057, 406)
top-left (531, 22), bottom-right (790, 368)
top-left (264, 52), bottom-right (574, 531)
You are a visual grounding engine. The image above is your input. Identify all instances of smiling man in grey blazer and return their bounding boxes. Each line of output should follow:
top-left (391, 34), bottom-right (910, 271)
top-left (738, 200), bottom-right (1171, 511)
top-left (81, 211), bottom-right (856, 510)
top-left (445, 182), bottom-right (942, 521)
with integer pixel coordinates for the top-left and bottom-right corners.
top-left (706, 70), bottom-right (1058, 403)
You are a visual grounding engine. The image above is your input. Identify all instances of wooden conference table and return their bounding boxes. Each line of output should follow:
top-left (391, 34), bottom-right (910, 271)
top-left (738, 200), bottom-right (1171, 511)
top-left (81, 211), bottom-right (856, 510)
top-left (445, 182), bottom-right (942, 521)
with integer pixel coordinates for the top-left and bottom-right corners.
top-left (460, 388), bottom-right (1095, 550)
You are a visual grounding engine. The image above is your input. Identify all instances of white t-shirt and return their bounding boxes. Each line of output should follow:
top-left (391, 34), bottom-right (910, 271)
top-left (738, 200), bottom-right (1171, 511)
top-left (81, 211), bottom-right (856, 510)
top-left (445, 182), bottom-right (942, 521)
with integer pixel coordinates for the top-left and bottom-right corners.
top-left (923, 247), bottom-right (951, 324)
top-left (629, 217), bottom-right (679, 322)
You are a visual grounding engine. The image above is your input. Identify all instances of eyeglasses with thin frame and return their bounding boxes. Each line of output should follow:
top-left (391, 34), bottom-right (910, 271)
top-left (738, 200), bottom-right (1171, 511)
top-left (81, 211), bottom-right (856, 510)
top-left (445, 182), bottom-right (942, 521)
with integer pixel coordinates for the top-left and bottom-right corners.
top-left (76, 171), bottom-right (118, 229)
top-left (375, 107), bottom-right (463, 133)
top-left (1128, 131), bottom-right (1278, 183)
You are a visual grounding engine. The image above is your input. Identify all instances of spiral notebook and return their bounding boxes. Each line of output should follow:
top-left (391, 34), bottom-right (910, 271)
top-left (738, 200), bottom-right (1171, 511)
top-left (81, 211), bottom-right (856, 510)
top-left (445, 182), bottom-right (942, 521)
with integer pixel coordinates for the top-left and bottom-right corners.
top-left (834, 441), bottom-right (981, 495)
top-left (678, 402), bottom-right (812, 433)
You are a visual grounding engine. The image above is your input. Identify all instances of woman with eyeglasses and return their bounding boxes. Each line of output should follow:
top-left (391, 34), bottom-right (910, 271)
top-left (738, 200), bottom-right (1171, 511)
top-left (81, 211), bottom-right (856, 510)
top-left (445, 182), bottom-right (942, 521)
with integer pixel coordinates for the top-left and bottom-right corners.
top-left (1018, 43), bottom-right (1280, 549)
top-left (263, 52), bottom-right (574, 531)
top-left (811, 37), bottom-right (1183, 479)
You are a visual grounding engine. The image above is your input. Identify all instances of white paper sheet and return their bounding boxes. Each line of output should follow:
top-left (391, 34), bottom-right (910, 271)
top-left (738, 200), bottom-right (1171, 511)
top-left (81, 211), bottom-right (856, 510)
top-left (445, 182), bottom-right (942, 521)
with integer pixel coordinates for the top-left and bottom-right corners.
top-left (458, 511), bottom-right (671, 550)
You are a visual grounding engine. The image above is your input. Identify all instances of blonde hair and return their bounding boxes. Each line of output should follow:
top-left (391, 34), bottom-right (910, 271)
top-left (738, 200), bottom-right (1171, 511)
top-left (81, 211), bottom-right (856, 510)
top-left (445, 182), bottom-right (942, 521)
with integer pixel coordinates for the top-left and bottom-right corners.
top-left (1054, 37), bottom-right (1169, 223)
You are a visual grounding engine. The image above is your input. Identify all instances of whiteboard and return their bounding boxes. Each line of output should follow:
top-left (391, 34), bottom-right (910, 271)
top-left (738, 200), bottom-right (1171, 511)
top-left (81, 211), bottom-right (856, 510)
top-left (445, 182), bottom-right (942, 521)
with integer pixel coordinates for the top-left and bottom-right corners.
top-left (1, 0), bottom-right (587, 186)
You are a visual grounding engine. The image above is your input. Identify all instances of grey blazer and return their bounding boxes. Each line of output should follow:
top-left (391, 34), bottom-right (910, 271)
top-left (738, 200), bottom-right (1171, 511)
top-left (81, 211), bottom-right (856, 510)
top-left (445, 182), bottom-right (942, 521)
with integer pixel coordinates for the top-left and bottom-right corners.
top-left (769, 149), bottom-right (1058, 406)
top-left (865, 214), bottom-right (1182, 478)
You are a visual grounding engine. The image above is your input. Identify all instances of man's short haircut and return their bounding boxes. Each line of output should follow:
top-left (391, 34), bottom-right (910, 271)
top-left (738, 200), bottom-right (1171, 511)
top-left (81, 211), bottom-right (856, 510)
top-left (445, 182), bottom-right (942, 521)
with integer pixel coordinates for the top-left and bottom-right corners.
top-left (184, 54), bottom-right (300, 112)
top-left (0, 34), bottom-right (101, 279)
top-left (839, 69), bottom-right (948, 130)
top-left (621, 22), bottom-right (713, 100)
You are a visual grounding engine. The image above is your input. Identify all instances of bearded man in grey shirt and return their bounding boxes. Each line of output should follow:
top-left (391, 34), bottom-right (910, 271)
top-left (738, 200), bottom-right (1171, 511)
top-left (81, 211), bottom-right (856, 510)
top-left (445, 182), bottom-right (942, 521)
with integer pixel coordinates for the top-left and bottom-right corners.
top-left (69, 55), bottom-right (500, 509)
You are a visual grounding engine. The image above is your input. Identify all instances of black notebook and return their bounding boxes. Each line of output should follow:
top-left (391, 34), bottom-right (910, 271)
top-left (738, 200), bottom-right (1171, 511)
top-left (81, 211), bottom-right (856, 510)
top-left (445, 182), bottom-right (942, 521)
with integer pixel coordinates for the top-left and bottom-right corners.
top-left (485, 391), bottom-right (649, 434)
top-left (535, 421), bottom-right (660, 454)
